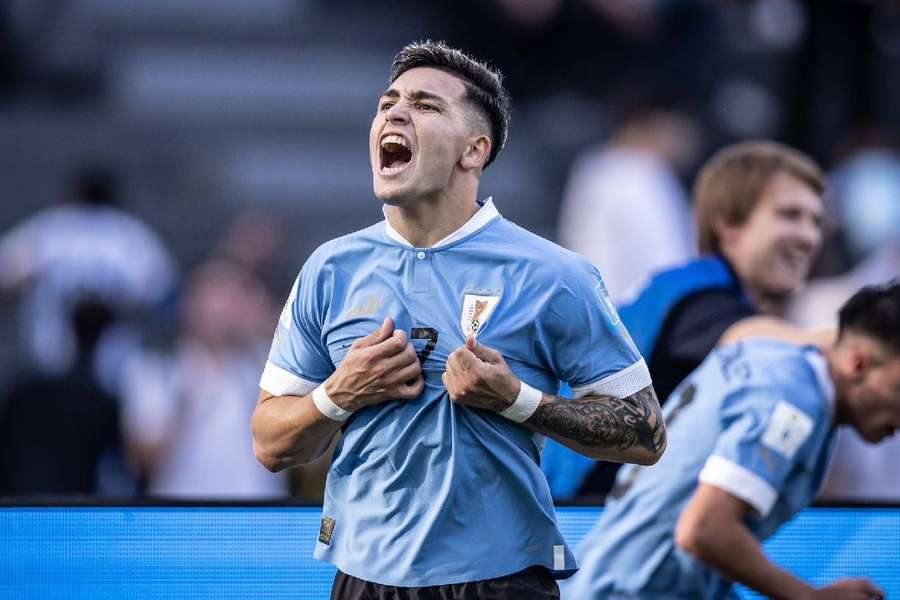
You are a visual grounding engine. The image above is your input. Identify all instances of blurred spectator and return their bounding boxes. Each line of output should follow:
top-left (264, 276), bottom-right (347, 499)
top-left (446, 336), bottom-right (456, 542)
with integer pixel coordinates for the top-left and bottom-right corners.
top-left (788, 144), bottom-right (900, 502)
top-left (790, 147), bottom-right (900, 328)
top-left (557, 98), bottom-right (699, 301)
top-left (548, 141), bottom-right (826, 501)
top-left (216, 214), bottom-right (333, 500)
top-left (217, 212), bottom-right (286, 308)
top-left (0, 166), bottom-right (176, 389)
top-left (122, 259), bottom-right (286, 499)
top-left (582, 0), bottom-right (666, 39)
top-left (0, 3), bottom-right (23, 98)
top-left (830, 147), bottom-right (900, 267)
top-left (0, 299), bottom-right (126, 495)
top-left (625, 140), bottom-right (825, 397)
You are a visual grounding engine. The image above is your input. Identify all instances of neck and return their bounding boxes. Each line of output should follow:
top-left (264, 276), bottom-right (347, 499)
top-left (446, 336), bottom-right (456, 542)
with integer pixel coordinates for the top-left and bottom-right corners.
top-left (614, 127), bottom-right (659, 155)
top-left (720, 255), bottom-right (789, 317)
top-left (746, 288), bottom-right (789, 317)
top-left (384, 186), bottom-right (480, 248)
top-left (825, 344), bottom-right (850, 427)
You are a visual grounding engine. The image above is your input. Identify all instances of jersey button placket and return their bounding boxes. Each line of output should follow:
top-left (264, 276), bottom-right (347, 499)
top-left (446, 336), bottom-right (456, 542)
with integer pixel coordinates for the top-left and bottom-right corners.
top-left (412, 249), bottom-right (431, 295)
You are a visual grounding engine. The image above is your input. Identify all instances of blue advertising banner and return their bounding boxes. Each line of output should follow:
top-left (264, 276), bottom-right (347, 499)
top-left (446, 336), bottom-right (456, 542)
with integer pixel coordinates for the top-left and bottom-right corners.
top-left (1, 506), bottom-right (897, 599)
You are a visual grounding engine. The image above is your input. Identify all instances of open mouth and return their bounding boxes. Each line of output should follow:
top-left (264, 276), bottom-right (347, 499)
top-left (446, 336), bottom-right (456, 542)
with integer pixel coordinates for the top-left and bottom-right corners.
top-left (379, 134), bottom-right (413, 175)
top-left (777, 247), bottom-right (810, 272)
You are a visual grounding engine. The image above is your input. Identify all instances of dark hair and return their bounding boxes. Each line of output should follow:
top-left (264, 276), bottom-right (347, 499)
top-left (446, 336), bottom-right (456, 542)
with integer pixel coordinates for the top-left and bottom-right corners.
top-left (71, 298), bottom-right (117, 359)
top-left (389, 40), bottom-right (510, 168)
top-left (72, 166), bottom-right (118, 207)
top-left (694, 141), bottom-right (824, 255)
top-left (838, 280), bottom-right (900, 355)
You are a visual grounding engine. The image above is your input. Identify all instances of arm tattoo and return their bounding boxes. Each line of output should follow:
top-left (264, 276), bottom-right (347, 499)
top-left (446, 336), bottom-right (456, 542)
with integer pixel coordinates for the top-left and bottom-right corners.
top-left (527, 385), bottom-right (665, 455)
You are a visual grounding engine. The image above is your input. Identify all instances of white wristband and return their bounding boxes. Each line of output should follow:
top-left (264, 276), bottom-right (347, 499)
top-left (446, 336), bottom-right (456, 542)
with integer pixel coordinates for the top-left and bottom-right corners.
top-left (499, 381), bottom-right (543, 423)
top-left (312, 384), bottom-right (353, 422)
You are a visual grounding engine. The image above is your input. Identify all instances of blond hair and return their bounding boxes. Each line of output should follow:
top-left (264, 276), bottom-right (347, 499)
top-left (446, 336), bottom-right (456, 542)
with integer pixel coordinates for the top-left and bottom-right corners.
top-left (695, 140), bottom-right (824, 254)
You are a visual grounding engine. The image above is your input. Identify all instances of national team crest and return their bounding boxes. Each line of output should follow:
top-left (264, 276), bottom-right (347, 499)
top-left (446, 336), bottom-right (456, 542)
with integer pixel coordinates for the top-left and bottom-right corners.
top-left (461, 293), bottom-right (500, 337)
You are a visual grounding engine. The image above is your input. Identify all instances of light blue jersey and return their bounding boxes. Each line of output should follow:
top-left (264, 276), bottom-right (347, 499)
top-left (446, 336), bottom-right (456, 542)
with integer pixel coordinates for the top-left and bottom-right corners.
top-left (562, 339), bottom-right (836, 600)
top-left (260, 199), bottom-right (651, 587)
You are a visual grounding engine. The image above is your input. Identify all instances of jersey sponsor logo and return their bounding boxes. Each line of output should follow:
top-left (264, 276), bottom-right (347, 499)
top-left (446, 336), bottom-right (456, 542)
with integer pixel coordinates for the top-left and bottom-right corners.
top-left (761, 401), bottom-right (814, 459)
top-left (461, 293), bottom-right (500, 337)
top-left (463, 284), bottom-right (502, 297)
top-left (593, 278), bottom-right (620, 327)
top-left (279, 276), bottom-right (300, 330)
top-left (318, 516), bottom-right (336, 545)
top-left (343, 294), bottom-right (383, 319)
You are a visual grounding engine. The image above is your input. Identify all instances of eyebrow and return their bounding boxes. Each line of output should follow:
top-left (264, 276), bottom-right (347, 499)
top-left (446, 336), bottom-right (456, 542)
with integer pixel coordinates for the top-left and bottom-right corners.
top-left (380, 88), bottom-right (449, 107)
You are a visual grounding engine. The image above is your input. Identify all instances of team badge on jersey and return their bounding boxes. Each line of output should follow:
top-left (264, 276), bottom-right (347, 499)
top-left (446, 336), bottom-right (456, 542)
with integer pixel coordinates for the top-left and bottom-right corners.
top-left (461, 293), bottom-right (500, 337)
top-left (761, 401), bottom-right (814, 459)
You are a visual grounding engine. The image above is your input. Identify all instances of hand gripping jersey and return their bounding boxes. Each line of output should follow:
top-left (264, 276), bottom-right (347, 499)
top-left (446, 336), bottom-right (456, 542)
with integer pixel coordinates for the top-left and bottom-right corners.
top-left (260, 199), bottom-right (651, 586)
top-left (562, 339), bottom-right (836, 600)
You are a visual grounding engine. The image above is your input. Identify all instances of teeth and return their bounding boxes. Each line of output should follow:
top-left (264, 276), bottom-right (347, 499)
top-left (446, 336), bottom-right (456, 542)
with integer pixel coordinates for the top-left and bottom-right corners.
top-left (381, 165), bottom-right (406, 175)
top-left (781, 249), bottom-right (807, 265)
top-left (381, 135), bottom-right (408, 149)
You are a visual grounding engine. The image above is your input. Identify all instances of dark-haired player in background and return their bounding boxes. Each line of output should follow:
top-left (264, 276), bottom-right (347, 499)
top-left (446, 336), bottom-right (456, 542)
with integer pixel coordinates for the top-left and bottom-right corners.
top-left (563, 282), bottom-right (899, 600)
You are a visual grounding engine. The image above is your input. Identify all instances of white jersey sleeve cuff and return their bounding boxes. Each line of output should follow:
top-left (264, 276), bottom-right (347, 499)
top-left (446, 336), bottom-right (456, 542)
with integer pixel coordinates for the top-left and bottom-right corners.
top-left (699, 455), bottom-right (778, 518)
top-left (259, 361), bottom-right (321, 397)
top-left (571, 358), bottom-right (652, 399)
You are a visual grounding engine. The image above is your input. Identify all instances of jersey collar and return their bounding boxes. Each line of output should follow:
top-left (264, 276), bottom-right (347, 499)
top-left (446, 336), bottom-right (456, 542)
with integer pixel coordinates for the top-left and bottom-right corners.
top-left (803, 348), bottom-right (836, 418)
top-left (382, 197), bottom-right (500, 249)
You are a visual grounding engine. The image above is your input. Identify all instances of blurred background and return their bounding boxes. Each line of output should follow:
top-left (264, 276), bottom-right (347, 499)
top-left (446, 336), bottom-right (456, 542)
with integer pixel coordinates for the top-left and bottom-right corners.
top-left (0, 0), bottom-right (898, 502)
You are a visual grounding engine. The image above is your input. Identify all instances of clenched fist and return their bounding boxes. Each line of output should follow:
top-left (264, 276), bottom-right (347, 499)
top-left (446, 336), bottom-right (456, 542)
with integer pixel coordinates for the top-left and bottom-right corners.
top-left (443, 336), bottom-right (521, 413)
top-left (325, 317), bottom-right (424, 412)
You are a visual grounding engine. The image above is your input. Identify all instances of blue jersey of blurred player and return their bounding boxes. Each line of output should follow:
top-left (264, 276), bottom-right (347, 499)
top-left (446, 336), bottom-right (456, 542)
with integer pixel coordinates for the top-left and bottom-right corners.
top-left (562, 282), bottom-right (900, 600)
top-left (251, 40), bottom-right (665, 599)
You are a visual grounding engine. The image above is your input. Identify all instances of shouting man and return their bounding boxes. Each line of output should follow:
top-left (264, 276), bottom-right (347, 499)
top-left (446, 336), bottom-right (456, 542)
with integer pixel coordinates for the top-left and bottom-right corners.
top-left (252, 41), bottom-right (664, 599)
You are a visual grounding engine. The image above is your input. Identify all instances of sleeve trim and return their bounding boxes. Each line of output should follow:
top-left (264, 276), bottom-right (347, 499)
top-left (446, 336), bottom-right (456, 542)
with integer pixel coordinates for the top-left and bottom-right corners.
top-left (259, 361), bottom-right (321, 397)
top-left (570, 358), bottom-right (652, 399)
top-left (698, 454), bottom-right (778, 518)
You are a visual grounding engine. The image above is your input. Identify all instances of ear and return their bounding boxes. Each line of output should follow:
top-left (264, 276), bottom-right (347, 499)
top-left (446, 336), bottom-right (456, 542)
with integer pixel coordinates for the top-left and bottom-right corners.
top-left (847, 348), bottom-right (870, 381)
top-left (712, 215), bottom-right (737, 249)
top-left (460, 134), bottom-right (491, 171)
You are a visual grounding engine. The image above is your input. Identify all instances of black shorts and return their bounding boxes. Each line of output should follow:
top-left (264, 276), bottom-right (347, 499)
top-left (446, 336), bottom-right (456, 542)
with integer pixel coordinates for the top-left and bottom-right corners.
top-left (330, 565), bottom-right (560, 600)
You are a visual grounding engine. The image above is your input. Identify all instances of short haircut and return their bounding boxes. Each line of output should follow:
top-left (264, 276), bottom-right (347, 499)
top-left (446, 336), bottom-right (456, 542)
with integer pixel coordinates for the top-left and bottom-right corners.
top-left (389, 40), bottom-right (510, 168)
top-left (73, 166), bottom-right (118, 207)
top-left (694, 141), bottom-right (825, 255)
top-left (838, 280), bottom-right (900, 356)
top-left (71, 298), bottom-right (117, 355)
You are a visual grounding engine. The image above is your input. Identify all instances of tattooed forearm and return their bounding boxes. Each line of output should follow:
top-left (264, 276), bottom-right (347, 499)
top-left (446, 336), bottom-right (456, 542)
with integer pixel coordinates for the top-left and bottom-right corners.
top-left (527, 385), bottom-right (666, 462)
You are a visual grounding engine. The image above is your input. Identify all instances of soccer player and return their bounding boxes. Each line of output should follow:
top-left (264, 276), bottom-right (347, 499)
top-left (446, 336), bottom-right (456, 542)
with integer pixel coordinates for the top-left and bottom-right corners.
top-left (562, 282), bottom-right (899, 600)
top-left (573, 140), bottom-right (826, 497)
top-left (251, 41), bottom-right (665, 599)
